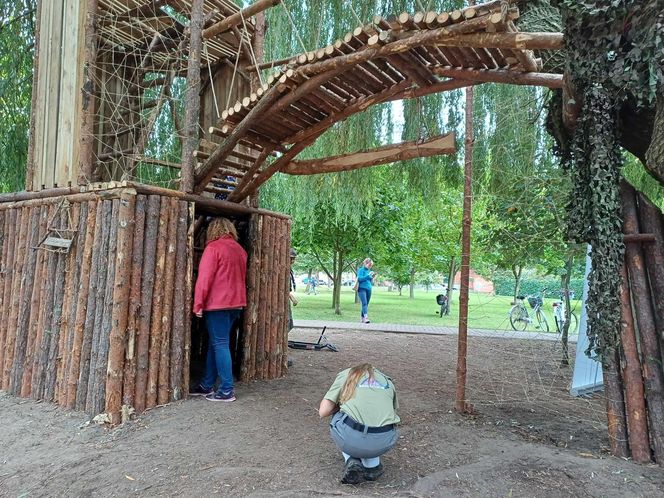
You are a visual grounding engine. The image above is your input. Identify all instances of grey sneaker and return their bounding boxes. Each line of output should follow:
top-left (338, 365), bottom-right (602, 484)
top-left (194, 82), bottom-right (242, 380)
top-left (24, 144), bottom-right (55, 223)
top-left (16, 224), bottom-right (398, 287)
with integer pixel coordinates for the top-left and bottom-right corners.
top-left (341, 458), bottom-right (364, 484)
top-left (205, 390), bottom-right (236, 402)
top-left (363, 463), bottom-right (384, 481)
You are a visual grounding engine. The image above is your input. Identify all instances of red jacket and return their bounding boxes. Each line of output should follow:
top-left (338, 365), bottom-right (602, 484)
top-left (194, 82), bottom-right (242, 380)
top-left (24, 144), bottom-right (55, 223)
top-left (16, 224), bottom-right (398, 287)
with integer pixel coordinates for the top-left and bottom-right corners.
top-left (193, 235), bottom-right (248, 314)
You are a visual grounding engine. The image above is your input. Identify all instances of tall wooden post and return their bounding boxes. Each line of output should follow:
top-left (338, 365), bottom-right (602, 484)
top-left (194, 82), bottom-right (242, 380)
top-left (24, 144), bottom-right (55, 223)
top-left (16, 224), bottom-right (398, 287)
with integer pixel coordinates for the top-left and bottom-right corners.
top-left (180, 0), bottom-right (204, 193)
top-left (455, 0), bottom-right (475, 414)
top-left (78, 0), bottom-right (100, 185)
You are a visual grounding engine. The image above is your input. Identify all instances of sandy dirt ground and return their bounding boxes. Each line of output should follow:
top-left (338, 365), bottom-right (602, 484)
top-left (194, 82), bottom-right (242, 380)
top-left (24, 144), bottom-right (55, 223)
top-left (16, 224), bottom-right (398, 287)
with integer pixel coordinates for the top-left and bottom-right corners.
top-left (1, 327), bottom-right (663, 497)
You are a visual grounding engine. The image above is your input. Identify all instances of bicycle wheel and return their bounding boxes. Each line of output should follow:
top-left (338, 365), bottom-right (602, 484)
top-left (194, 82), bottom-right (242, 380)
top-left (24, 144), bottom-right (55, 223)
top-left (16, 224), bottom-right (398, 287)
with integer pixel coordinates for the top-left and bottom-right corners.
top-left (536, 310), bottom-right (550, 332)
top-left (509, 305), bottom-right (529, 331)
top-left (554, 314), bottom-right (563, 333)
top-left (569, 312), bottom-right (579, 334)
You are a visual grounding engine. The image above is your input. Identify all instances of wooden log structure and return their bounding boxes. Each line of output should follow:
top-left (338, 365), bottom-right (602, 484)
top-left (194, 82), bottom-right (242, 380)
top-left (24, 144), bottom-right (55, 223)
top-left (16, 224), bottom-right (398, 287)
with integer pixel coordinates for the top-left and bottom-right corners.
top-left (0, 184), bottom-right (291, 422)
top-left (203, 0), bottom-right (281, 39)
top-left (620, 181), bottom-right (664, 465)
top-left (281, 133), bottom-right (456, 175)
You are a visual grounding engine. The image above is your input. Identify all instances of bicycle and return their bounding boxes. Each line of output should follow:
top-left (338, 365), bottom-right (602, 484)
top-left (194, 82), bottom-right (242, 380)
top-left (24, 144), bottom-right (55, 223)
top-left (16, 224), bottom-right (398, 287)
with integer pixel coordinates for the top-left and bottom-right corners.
top-left (509, 290), bottom-right (550, 332)
top-left (552, 292), bottom-right (579, 334)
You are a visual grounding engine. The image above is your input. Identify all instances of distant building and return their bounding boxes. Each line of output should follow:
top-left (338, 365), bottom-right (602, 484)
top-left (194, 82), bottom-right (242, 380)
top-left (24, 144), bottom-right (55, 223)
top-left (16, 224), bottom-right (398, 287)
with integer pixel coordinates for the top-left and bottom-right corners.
top-left (453, 269), bottom-right (495, 294)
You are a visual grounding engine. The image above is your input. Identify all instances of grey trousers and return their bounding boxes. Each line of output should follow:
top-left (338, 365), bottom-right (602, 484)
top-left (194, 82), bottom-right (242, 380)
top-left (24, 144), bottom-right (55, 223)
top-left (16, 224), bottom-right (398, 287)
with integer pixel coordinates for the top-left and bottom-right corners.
top-left (329, 412), bottom-right (398, 459)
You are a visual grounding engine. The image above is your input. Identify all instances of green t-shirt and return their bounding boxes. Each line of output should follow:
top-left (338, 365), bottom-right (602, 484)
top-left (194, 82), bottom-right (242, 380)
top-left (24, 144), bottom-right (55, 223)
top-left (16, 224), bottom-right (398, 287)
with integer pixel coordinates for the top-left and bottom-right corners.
top-left (324, 368), bottom-right (400, 427)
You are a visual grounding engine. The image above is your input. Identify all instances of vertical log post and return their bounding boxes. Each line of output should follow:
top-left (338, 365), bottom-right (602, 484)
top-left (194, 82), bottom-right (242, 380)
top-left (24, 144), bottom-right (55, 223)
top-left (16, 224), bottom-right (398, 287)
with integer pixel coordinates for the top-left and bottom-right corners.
top-left (602, 348), bottom-right (630, 458)
top-left (67, 201), bottom-right (98, 407)
top-left (455, 60), bottom-right (474, 414)
top-left (622, 181), bottom-right (664, 464)
top-left (122, 195), bottom-right (147, 408)
top-left (78, 0), bottom-right (100, 185)
top-left (134, 196), bottom-right (161, 413)
top-left (619, 264), bottom-right (652, 463)
top-left (180, 0), bottom-right (204, 193)
top-left (158, 198), bottom-right (179, 405)
top-left (637, 193), bottom-right (664, 358)
top-left (169, 201), bottom-right (189, 401)
top-left (106, 191), bottom-right (136, 424)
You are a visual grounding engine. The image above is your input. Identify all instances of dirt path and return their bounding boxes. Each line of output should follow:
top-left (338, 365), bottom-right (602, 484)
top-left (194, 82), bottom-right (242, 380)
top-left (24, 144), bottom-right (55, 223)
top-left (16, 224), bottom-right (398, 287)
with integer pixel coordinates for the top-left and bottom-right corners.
top-left (1, 328), bottom-right (662, 497)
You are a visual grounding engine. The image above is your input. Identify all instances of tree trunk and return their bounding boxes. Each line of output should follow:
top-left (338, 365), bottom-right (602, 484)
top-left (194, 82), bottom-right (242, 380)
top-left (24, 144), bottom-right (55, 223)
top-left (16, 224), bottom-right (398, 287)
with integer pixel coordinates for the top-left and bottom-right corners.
top-left (645, 92), bottom-right (664, 184)
top-left (409, 267), bottom-right (416, 299)
top-left (306, 268), bottom-right (312, 294)
top-left (445, 256), bottom-right (457, 315)
top-left (512, 264), bottom-right (522, 303)
top-left (560, 255), bottom-right (573, 366)
top-left (333, 250), bottom-right (343, 315)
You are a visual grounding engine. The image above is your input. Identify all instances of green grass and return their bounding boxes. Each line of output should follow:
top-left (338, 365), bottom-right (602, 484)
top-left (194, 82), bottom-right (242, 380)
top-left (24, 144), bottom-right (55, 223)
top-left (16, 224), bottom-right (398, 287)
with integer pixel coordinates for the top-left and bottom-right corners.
top-left (292, 286), bottom-right (581, 332)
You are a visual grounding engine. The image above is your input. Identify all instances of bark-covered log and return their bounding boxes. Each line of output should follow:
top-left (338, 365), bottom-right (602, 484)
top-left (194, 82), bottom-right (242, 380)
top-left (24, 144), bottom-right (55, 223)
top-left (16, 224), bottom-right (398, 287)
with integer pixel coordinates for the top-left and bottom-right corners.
top-left (603, 348), bottom-right (630, 458)
top-left (2, 208), bottom-right (27, 390)
top-left (67, 201), bottom-right (99, 407)
top-left (106, 192), bottom-right (136, 424)
top-left (85, 200), bottom-right (115, 413)
top-left (619, 264), bottom-right (652, 463)
top-left (58, 202), bottom-right (89, 403)
top-left (75, 202), bottom-right (106, 410)
top-left (158, 198), bottom-right (179, 406)
top-left (169, 201), bottom-right (188, 401)
top-left (622, 181), bottom-right (664, 464)
top-left (0, 209), bottom-right (17, 379)
top-left (146, 199), bottom-right (170, 409)
top-left (122, 195), bottom-right (147, 408)
top-left (134, 196), bottom-right (161, 414)
top-left (282, 134), bottom-right (456, 175)
top-left (180, 0), bottom-right (204, 193)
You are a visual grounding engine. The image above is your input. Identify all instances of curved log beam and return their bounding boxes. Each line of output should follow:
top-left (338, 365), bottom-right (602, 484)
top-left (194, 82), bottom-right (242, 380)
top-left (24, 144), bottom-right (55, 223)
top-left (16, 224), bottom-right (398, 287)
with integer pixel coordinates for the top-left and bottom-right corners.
top-left (282, 133), bottom-right (456, 175)
top-left (432, 67), bottom-right (562, 88)
top-left (203, 0), bottom-right (281, 39)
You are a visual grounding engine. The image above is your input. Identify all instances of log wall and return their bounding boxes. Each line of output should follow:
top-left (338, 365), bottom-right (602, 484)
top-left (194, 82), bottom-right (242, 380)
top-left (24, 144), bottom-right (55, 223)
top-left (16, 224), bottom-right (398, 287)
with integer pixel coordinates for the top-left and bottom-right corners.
top-left (0, 185), bottom-right (291, 422)
top-left (606, 181), bottom-right (664, 466)
top-left (0, 187), bottom-right (192, 424)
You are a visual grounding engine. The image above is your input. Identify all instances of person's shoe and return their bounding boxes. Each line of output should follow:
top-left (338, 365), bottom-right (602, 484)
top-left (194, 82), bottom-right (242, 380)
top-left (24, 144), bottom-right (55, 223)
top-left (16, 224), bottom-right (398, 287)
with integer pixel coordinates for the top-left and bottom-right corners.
top-left (287, 358), bottom-right (294, 367)
top-left (363, 463), bottom-right (384, 481)
top-left (205, 390), bottom-right (236, 402)
top-left (189, 384), bottom-right (214, 396)
top-left (341, 458), bottom-right (364, 484)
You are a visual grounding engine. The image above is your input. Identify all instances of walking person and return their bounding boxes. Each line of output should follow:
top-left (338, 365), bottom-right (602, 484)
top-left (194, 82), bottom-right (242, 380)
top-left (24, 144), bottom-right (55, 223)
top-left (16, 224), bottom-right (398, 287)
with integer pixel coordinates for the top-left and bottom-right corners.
top-left (191, 218), bottom-right (247, 402)
top-left (319, 363), bottom-right (399, 484)
top-left (356, 258), bottom-right (375, 323)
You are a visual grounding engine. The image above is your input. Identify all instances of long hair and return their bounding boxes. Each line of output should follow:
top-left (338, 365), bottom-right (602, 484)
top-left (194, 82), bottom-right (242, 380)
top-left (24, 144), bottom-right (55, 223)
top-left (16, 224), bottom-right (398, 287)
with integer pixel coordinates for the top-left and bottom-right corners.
top-left (206, 217), bottom-right (238, 242)
top-left (339, 363), bottom-right (374, 404)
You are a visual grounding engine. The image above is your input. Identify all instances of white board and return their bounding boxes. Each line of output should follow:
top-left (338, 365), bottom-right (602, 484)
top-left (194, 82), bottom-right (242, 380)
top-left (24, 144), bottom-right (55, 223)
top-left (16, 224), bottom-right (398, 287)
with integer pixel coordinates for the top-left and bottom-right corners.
top-left (570, 245), bottom-right (604, 396)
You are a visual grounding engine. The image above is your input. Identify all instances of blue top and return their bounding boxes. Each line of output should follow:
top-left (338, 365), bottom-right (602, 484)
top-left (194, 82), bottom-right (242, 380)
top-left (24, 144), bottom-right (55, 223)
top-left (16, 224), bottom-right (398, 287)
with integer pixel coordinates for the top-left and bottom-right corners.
top-left (357, 266), bottom-right (373, 291)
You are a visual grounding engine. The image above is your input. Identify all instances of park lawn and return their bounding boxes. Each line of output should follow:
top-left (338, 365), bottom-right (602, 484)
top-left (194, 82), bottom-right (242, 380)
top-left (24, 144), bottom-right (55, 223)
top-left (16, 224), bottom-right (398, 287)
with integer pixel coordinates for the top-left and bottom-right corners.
top-left (293, 286), bottom-right (511, 330)
top-left (292, 286), bottom-right (583, 332)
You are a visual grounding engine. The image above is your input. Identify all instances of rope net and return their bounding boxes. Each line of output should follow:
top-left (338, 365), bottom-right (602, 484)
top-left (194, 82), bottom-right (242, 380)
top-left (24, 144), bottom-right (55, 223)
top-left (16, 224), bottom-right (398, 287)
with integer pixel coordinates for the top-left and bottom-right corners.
top-left (87, 1), bottom-right (253, 189)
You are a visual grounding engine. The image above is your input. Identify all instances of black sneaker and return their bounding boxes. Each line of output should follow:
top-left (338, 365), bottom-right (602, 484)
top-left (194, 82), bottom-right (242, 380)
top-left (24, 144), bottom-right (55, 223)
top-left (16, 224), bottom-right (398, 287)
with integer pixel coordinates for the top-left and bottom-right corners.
top-left (341, 458), bottom-right (364, 485)
top-left (205, 391), bottom-right (236, 402)
top-left (189, 384), bottom-right (214, 396)
top-left (363, 463), bottom-right (384, 481)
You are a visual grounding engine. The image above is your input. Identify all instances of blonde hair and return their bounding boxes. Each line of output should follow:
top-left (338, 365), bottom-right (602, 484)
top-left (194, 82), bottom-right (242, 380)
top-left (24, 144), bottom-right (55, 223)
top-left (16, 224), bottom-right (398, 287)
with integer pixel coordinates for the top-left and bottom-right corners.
top-left (206, 217), bottom-right (238, 242)
top-left (363, 258), bottom-right (373, 266)
top-left (340, 363), bottom-right (374, 404)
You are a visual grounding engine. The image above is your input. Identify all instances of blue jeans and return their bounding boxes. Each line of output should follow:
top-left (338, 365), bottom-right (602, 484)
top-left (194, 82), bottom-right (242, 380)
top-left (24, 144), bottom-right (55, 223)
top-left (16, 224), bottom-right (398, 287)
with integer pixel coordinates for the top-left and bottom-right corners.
top-left (201, 309), bottom-right (241, 394)
top-left (358, 287), bottom-right (371, 317)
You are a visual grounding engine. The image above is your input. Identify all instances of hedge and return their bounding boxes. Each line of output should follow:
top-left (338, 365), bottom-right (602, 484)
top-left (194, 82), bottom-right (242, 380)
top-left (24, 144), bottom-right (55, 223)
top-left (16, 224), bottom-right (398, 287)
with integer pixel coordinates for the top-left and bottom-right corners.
top-left (493, 275), bottom-right (584, 299)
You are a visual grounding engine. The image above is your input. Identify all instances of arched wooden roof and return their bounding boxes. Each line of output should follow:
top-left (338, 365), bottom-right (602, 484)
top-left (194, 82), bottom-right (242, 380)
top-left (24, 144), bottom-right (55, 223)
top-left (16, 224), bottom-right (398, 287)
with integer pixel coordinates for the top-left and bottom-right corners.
top-left (192, 1), bottom-right (564, 202)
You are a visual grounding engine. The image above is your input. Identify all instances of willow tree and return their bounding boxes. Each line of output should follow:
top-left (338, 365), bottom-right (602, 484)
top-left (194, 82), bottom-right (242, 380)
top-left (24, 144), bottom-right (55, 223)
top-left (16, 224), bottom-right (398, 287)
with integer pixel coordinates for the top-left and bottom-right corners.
top-left (260, 0), bottom-right (466, 313)
top-left (0, 0), bottom-right (35, 192)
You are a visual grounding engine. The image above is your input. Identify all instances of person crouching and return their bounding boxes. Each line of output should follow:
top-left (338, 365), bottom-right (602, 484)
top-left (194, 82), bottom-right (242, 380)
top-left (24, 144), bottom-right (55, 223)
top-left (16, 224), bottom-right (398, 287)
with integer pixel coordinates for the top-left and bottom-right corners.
top-left (319, 363), bottom-right (399, 484)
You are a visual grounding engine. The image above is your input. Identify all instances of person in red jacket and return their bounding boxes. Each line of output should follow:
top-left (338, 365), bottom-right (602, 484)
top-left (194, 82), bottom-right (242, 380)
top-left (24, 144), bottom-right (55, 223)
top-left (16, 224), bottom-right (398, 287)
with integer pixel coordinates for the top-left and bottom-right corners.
top-left (190, 217), bottom-right (247, 402)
